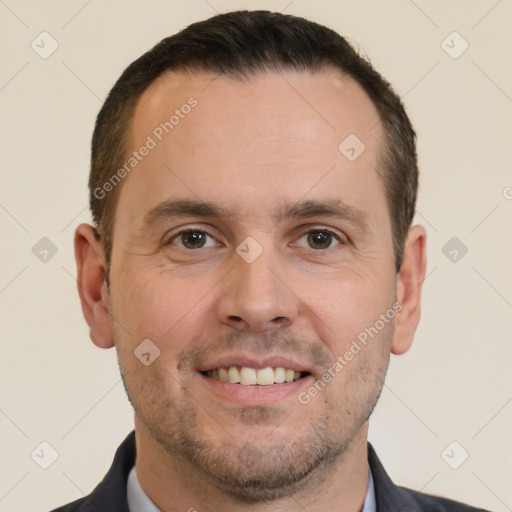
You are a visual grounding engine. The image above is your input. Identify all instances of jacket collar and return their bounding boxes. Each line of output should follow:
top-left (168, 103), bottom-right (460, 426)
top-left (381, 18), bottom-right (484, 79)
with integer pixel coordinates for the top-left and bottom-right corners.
top-left (367, 443), bottom-right (423, 512)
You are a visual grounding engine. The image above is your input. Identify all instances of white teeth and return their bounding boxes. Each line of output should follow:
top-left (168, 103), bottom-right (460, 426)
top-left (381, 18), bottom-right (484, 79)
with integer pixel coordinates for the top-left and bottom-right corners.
top-left (240, 367), bottom-right (257, 385)
top-left (207, 366), bottom-right (305, 386)
top-left (256, 367), bottom-right (274, 386)
top-left (274, 367), bottom-right (286, 383)
top-left (227, 366), bottom-right (240, 383)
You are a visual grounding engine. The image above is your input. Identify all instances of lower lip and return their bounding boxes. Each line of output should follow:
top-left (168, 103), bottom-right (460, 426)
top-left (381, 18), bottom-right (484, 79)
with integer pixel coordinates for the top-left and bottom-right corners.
top-left (198, 372), bottom-right (315, 405)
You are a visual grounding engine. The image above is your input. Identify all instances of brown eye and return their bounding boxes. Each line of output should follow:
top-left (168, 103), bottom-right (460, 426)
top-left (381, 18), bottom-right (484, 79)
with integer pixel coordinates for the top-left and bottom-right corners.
top-left (307, 231), bottom-right (333, 249)
top-left (181, 231), bottom-right (207, 249)
top-left (168, 230), bottom-right (215, 249)
top-left (294, 229), bottom-right (343, 250)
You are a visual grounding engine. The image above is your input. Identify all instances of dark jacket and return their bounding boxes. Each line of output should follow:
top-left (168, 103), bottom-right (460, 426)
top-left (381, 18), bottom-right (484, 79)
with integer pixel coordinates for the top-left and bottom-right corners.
top-left (50, 431), bottom-right (490, 512)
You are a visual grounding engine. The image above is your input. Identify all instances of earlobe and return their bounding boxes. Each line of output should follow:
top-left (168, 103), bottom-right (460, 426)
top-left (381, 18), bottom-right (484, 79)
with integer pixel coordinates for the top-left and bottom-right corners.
top-left (74, 223), bottom-right (115, 349)
top-left (391, 225), bottom-right (427, 355)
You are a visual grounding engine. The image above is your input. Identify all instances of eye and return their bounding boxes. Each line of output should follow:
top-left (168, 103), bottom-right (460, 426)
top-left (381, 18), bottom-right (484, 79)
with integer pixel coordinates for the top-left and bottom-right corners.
top-left (166, 229), bottom-right (217, 249)
top-left (294, 229), bottom-right (343, 250)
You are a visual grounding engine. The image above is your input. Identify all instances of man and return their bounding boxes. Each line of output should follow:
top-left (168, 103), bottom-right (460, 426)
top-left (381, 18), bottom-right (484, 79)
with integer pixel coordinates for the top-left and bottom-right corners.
top-left (53, 10), bottom-right (488, 512)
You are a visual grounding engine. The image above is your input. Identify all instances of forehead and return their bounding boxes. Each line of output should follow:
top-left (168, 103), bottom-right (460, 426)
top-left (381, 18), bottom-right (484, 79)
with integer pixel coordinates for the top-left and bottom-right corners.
top-left (116, 68), bottom-right (386, 233)
top-left (131, 67), bottom-right (382, 152)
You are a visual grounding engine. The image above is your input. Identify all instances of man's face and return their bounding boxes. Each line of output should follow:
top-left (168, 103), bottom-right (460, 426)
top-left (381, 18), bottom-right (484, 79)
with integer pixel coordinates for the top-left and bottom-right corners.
top-left (108, 69), bottom-right (396, 500)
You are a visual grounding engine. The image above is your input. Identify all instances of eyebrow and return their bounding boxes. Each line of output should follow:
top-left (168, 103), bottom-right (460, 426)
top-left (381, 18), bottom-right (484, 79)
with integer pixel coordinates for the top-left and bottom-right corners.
top-left (140, 197), bottom-right (370, 233)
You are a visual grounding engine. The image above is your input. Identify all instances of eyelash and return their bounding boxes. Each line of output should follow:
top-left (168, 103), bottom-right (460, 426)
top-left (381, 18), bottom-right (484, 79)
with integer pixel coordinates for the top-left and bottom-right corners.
top-left (164, 226), bottom-right (345, 250)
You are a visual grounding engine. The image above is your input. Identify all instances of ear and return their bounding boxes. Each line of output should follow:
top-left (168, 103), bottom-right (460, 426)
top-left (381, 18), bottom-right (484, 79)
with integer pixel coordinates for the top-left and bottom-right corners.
top-left (391, 225), bottom-right (427, 355)
top-left (74, 223), bottom-right (115, 349)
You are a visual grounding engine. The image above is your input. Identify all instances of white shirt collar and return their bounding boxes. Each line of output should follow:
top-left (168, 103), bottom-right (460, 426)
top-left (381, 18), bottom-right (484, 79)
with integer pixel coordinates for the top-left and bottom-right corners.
top-left (127, 465), bottom-right (161, 512)
top-left (362, 464), bottom-right (377, 512)
top-left (127, 464), bottom-right (376, 512)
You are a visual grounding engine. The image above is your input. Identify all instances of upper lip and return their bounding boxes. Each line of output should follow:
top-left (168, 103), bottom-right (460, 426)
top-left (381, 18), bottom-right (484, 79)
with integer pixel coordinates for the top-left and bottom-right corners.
top-left (197, 355), bottom-right (313, 374)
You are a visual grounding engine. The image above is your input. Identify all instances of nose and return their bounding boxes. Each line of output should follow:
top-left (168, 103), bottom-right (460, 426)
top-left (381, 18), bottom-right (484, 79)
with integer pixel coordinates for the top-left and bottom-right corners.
top-left (216, 245), bottom-right (299, 333)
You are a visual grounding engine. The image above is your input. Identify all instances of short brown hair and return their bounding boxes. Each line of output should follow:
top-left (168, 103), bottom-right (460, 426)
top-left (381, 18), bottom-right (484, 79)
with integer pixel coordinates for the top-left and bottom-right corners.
top-left (90, 10), bottom-right (418, 276)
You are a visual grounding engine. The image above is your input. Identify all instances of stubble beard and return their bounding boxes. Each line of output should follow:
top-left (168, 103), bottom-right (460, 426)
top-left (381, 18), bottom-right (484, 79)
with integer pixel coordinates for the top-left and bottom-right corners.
top-left (113, 301), bottom-right (393, 504)
top-left (121, 355), bottom-right (389, 504)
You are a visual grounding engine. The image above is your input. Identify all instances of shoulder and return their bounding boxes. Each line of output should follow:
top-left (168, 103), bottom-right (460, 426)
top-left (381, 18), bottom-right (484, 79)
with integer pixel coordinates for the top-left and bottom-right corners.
top-left (398, 486), bottom-right (492, 512)
top-left (49, 497), bottom-right (88, 512)
top-left (47, 430), bottom-right (135, 512)
top-left (399, 487), bottom-right (489, 512)
top-left (367, 442), bottom-right (493, 512)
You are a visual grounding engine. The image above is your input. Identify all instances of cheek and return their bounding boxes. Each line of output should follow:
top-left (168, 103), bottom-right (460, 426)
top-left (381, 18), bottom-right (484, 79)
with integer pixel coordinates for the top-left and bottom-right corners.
top-left (321, 312), bottom-right (393, 412)
top-left (111, 264), bottom-right (214, 343)
top-left (300, 268), bottom-right (395, 349)
top-left (117, 347), bottom-right (181, 422)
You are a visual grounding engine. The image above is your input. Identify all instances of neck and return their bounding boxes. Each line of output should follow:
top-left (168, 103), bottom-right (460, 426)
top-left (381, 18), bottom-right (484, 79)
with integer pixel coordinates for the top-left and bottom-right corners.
top-left (134, 414), bottom-right (370, 512)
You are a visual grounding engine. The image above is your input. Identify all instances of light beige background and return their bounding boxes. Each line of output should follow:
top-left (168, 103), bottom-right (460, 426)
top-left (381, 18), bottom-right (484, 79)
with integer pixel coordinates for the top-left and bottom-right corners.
top-left (1, 1), bottom-right (511, 511)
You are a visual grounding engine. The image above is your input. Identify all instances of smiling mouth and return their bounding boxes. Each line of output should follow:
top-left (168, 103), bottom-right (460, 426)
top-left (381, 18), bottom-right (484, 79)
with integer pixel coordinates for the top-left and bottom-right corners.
top-left (201, 366), bottom-right (311, 386)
